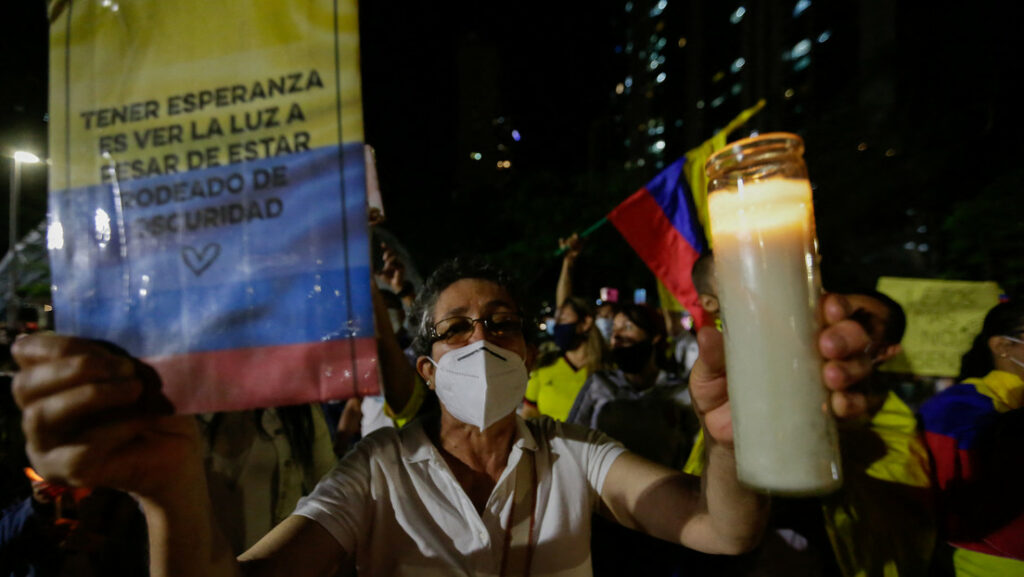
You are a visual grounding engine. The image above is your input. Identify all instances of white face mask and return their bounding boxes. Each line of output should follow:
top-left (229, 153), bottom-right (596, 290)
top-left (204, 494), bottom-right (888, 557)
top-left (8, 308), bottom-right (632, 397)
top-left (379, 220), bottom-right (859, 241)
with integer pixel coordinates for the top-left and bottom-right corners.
top-left (1002, 335), bottom-right (1024, 370)
top-left (595, 317), bottom-right (614, 342)
top-left (428, 340), bottom-right (528, 431)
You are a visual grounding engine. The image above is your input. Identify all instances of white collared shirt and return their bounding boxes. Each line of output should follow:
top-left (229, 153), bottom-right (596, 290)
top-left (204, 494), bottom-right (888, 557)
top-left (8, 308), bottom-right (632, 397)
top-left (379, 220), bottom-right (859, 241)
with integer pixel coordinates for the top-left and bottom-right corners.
top-left (293, 415), bottom-right (626, 576)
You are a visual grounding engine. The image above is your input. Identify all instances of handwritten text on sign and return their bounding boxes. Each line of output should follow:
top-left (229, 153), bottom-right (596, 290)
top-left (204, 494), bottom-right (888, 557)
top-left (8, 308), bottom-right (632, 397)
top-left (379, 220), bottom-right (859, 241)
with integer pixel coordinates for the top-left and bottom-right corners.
top-left (877, 277), bottom-right (1003, 377)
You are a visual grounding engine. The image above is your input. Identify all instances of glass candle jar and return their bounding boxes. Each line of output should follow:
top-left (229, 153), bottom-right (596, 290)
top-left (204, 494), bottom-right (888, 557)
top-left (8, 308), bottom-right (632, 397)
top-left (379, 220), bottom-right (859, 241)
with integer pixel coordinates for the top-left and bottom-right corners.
top-left (705, 132), bottom-right (841, 495)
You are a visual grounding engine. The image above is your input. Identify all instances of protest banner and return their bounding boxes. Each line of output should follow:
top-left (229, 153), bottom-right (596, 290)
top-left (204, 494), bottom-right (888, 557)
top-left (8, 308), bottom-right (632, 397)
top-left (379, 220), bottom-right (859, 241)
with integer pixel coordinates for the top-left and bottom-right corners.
top-left (46, 0), bottom-right (377, 413)
top-left (876, 277), bottom-right (1004, 377)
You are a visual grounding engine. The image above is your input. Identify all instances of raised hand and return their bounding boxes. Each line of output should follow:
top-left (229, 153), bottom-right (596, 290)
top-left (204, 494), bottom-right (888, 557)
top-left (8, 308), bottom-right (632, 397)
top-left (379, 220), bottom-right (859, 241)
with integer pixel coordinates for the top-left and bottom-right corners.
top-left (558, 233), bottom-right (584, 262)
top-left (377, 243), bottom-right (408, 294)
top-left (689, 293), bottom-right (874, 445)
top-left (12, 333), bottom-right (199, 498)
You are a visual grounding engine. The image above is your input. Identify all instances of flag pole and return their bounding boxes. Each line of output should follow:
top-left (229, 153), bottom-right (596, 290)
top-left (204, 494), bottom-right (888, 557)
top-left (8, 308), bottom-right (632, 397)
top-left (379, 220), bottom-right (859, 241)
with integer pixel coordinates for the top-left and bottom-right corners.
top-left (552, 217), bottom-right (609, 257)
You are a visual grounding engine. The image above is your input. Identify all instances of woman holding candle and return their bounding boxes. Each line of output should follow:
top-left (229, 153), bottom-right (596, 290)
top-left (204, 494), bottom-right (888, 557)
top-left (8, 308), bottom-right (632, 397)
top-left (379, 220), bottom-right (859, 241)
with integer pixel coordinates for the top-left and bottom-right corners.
top-left (11, 257), bottom-right (877, 577)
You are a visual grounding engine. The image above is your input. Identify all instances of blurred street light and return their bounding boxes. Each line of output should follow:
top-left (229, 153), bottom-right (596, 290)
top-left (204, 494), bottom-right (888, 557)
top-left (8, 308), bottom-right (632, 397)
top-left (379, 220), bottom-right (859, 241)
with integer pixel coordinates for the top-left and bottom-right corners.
top-left (7, 150), bottom-right (43, 327)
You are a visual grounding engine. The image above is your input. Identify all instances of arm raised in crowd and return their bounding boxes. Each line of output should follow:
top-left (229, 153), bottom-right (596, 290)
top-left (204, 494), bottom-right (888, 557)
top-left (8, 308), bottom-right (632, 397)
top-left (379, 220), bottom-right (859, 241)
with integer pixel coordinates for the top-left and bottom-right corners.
top-left (11, 335), bottom-right (241, 576)
top-left (370, 280), bottom-right (416, 414)
top-left (555, 233), bottom-right (582, 309)
top-left (598, 293), bottom-right (874, 554)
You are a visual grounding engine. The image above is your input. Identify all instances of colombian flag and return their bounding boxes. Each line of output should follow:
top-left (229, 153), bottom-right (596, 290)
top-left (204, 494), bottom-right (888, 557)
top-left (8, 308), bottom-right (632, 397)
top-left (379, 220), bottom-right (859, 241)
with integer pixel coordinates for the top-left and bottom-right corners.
top-left (608, 156), bottom-right (709, 328)
top-left (609, 100), bottom-right (766, 329)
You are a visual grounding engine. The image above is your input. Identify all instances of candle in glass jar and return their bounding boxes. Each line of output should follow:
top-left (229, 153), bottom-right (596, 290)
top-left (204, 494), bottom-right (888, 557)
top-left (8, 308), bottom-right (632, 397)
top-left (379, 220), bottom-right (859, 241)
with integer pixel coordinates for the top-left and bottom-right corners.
top-left (708, 177), bottom-right (841, 495)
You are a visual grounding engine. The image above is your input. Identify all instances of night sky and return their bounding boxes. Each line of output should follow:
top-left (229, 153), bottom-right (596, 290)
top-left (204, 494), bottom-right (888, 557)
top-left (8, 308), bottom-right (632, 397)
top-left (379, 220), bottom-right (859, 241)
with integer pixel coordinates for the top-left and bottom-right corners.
top-left (3, 1), bottom-right (1023, 308)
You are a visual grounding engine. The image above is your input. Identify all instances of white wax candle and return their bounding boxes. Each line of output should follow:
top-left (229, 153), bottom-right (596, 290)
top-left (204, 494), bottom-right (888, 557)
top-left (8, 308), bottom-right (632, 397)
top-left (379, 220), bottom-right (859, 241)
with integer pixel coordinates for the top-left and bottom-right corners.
top-left (708, 178), bottom-right (841, 494)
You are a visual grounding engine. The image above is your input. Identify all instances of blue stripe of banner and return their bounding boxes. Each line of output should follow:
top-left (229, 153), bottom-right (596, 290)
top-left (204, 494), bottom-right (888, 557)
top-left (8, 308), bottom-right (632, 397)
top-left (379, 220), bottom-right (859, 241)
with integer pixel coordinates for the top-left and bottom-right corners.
top-left (49, 143), bottom-right (372, 358)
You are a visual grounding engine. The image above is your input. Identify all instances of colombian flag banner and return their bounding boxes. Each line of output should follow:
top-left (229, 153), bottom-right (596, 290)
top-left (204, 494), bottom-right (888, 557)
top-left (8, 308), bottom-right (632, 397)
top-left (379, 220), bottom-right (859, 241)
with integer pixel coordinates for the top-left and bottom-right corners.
top-left (46, 0), bottom-right (378, 414)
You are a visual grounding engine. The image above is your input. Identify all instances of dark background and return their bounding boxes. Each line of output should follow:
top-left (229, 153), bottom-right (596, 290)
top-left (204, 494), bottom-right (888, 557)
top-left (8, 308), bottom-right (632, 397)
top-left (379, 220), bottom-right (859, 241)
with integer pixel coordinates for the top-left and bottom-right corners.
top-left (3, 0), bottom-right (1022, 316)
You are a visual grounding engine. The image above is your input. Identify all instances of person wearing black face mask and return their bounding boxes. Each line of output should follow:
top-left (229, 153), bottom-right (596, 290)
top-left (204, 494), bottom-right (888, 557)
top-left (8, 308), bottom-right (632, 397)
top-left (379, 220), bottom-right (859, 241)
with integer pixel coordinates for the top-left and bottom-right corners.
top-left (568, 303), bottom-right (698, 470)
top-left (567, 303), bottom-right (702, 577)
top-left (522, 297), bottom-right (608, 422)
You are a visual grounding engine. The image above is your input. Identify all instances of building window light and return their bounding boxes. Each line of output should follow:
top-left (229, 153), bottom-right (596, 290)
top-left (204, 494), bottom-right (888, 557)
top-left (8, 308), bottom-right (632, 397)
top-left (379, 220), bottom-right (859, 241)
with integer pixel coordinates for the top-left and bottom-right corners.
top-left (730, 6), bottom-right (746, 24)
top-left (656, 72), bottom-right (667, 83)
top-left (793, 0), bottom-right (810, 18)
top-left (817, 30), bottom-right (832, 43)
top-left (790, 39), bottom-right (812, 60)
top-left (730, 57), bottom-right (746, 73)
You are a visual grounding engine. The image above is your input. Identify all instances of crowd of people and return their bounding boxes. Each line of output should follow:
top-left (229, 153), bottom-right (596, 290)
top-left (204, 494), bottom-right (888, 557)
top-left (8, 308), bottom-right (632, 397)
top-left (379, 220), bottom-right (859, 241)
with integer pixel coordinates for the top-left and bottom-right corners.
top-left (0, 222), bottom-right (1021, 577)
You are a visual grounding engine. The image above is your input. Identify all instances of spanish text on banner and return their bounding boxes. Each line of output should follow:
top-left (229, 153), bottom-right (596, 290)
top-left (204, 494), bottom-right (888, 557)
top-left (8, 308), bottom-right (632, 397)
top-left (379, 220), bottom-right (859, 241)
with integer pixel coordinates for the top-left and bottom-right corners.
top-left (47, 0), bottom-right (378, 414)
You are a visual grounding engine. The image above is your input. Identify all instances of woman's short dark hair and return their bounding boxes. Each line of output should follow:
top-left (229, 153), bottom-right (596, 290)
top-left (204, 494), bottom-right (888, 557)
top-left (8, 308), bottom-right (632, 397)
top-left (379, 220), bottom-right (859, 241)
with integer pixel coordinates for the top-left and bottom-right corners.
top-left (409, 257), bottom-right (530, 357)
top-left (959, 300), bottom-right (1024, 380)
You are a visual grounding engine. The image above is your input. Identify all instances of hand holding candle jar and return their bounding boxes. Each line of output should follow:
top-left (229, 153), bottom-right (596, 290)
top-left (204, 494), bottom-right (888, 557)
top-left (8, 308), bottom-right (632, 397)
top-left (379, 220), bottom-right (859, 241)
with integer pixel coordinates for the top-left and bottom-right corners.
top-left (705, 133), bottom-right (841, 495)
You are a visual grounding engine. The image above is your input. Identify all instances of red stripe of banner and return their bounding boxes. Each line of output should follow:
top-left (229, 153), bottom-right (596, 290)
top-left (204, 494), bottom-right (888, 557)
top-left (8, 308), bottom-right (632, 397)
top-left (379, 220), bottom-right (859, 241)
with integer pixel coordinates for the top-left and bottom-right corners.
top-left (147, 338), bottom-right (379, 414)
top-left (609, 188), bottom-right (708, 328)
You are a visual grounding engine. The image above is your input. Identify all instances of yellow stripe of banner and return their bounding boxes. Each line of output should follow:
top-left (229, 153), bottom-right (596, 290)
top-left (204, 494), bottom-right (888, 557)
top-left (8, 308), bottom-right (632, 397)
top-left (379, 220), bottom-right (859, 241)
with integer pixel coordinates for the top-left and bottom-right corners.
top-left (50, 0), bottom-right (362, 192)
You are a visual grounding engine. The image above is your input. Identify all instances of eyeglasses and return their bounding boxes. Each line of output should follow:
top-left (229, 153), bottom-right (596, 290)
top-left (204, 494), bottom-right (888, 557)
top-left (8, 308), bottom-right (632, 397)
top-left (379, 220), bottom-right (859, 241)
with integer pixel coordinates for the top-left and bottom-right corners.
top-left (428, 312), bottom-right (524, 345)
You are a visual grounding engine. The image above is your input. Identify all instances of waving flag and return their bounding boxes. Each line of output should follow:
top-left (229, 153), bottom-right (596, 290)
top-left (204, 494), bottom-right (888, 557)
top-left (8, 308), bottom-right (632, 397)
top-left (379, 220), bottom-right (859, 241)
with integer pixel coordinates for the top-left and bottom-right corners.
top-left (608, 100), bottom-right (766, 329)
top-left (609, 157), bottom-right (710, 327)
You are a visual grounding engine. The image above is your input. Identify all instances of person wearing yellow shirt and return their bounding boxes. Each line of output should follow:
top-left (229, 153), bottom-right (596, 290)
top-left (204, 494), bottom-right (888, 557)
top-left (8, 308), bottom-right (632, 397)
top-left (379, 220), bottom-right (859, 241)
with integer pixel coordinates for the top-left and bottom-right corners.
top-left (522, 296), bottom-right (607, 421)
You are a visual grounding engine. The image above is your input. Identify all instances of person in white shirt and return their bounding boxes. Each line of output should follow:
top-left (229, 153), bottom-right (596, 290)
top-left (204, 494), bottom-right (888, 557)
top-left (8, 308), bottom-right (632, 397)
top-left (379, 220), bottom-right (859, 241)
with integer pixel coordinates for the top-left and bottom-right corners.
top-left (11, 257), bottom-right (876, 577)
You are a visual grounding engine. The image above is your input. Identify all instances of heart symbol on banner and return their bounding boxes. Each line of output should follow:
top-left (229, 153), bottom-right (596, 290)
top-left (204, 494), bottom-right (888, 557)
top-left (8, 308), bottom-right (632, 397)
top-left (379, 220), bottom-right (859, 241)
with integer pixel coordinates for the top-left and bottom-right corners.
top-left (181, 243), bottom-right (221, 277)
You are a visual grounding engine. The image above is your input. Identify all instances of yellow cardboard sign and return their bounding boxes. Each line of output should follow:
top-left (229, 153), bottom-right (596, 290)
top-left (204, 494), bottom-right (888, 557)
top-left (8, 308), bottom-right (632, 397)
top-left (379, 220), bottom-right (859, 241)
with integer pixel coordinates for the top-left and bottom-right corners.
top-left (877, 277), bottom-right (1003, 377)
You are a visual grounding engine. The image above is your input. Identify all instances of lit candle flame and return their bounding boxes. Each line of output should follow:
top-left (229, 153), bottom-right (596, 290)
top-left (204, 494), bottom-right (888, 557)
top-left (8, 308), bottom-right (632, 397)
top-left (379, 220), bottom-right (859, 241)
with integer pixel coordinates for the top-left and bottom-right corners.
top-left (24, 467), bottom-right (44, 483)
